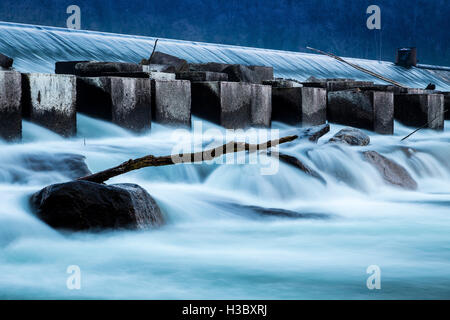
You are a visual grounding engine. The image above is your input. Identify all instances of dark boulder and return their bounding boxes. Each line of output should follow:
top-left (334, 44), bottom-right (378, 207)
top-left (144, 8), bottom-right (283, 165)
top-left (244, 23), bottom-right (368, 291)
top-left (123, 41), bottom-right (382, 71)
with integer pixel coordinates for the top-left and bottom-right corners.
top-left (30, 181), bottom-right (164, 231)
top-left (363, 151), bottom-right (418, 190)
top-left (328, 128), bottom-right (370, 146)
top-left (147, 51), bottom-right (189, 72)
top-left (21, 153), bottom-right (91, 179)
top-left (0, 53), bottom-right (13, 69)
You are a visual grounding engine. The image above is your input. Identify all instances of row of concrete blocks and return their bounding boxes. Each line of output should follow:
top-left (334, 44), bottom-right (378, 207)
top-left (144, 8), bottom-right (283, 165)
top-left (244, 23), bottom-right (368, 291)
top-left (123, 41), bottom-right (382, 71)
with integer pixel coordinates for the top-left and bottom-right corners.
top-left (0, 70), bottom-right (275, 141)
top-left (1, 70), bottom-right (449, 141)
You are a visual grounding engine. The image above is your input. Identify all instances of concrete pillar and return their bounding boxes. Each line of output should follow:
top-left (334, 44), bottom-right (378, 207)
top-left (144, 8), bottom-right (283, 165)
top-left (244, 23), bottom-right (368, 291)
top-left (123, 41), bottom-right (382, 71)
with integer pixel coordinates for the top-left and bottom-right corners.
top-left (191, 81), bottom-right (252, 129)
top-left (250, 84), bottom-right (272, 128)
top-left (176, 71), bottom-right (228, 82)
top-left (0, 71), bottom-right (22, 141)
top-left (22, 73), bottom-right (77, 137)
top-left (443, 92), bottom-right (449, 120)
top-left (394, 93), bottom-right (444, 130)
top-left (77, 77), bottom-right (152, 132)
top-left (328, 90), bottom-right (394, 134)
top-left (151, 80), bottom-right (191, 127)
top-left (272, 87), bottom-right (326, 127)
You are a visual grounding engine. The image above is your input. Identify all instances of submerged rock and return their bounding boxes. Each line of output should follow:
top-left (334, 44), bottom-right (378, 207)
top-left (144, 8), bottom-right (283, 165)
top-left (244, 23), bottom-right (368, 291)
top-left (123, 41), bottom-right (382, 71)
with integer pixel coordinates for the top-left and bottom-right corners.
top-left (329, 128), bottom-right (370, 146)
top-left (362, 151), bottom-right (418, 190)
top-left (271, 152), bottom-right (326, 184)
top-left (221, 202), bottom-right (330, 219)
top-left (30, 181), bottom-right (164, 231)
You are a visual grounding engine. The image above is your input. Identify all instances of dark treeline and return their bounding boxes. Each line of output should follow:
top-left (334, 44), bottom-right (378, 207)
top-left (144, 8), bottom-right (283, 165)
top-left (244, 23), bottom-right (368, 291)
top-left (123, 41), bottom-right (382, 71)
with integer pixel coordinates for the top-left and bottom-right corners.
top-left (0, 0), bottom-right (449, 65)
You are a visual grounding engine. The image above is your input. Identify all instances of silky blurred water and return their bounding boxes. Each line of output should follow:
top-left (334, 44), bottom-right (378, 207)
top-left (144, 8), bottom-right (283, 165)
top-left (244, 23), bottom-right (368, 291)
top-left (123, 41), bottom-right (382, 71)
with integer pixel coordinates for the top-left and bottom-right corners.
top-left (0, 114), bottom-right (449, 299)
top-left (0, 22), bottom-right (450, 300)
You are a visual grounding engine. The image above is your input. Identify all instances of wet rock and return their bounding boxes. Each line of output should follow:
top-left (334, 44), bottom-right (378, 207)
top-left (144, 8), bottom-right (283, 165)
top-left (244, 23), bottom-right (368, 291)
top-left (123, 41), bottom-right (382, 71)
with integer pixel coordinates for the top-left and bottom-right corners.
top-left (0, 71), bottom-right (22, 141)
top-left (0, 53), bottom-right (14, 69)
top-left (147, 52), bottom-right (189, 73)
top-left (329, 128), bottom-right (370, 146)
top-left (362, 151), bottom-right (418, 190)
top-left (273, 152), bottom-right (326, 184)
top-left (220, 202), bottom-right (330, 219)
top-left (30, 181), bottom-right (164, 231)
top-left (442, 92), bottom-right (449, 120)
top-left (21, 153), bottom-right (91, 179)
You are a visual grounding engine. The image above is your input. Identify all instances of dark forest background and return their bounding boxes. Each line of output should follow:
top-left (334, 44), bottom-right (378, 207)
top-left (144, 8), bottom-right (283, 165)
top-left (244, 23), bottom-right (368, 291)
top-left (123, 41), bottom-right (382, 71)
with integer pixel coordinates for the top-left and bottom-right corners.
top-left (0, 0), bottom-right (449, 65)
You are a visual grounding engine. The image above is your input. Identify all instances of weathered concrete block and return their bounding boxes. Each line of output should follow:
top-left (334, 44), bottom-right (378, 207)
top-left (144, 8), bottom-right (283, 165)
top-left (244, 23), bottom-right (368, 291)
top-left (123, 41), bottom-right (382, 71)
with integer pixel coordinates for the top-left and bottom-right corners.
top-left (394, 93), bottom-right (444, 130)
top-left (22, 73), bottom-right (77, 137)
top-left (302, 79), bottom-right (374, 91)
top-left (0, 71), bottom-right (22, 141)
top-left (272, 87), bottom-right (326, 127)
top-left (142, 64), bottom-right (176, 73)
top-left (263, 79), bottom-right (302, 88)
top-left (151, 80), bottom-right (191, 127)
top-left (75, 62), bottom-right (142, 77)
top-left (189, 63), bottom-right (273, 83)
top-left (250, 84), bottom-right (272, 128)
top-left (328, 90), bottom-right (394, 134)
top-left (145, 52), bottom-right (189, 72)
top-left (191, 81), bottom-right (253, 129)
top-left (0, 53), bottom-right (14, 69)
top-left (77, 77), bottom-right (152, 132)
top-left (55, 61), bottom-right (90, 75)
top-left (444, 92), bottom-right (450, 120)
top-left (176, 71), bottom-right (228, 82)
top-left (222, 64), bottom-right (273, 83)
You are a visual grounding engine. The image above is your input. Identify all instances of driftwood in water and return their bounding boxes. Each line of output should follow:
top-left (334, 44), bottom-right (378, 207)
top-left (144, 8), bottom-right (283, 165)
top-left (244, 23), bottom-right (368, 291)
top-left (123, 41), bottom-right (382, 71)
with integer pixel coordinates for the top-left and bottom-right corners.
top-left (306, 46), bottom-right (406, 88)
top-left (78, 135), bottom-right (298, 184)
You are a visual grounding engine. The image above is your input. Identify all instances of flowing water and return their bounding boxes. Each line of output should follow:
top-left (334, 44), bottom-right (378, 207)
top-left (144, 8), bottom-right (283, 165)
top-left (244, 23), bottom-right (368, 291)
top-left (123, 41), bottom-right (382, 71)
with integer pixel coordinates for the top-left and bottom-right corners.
top-left (0, 22), bottom-right (450, 299)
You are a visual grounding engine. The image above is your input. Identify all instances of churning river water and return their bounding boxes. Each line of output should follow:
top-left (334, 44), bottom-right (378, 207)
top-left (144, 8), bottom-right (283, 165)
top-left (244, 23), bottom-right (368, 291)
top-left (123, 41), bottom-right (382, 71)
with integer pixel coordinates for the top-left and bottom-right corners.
top-left (0, 115), bottom-right (449, 299)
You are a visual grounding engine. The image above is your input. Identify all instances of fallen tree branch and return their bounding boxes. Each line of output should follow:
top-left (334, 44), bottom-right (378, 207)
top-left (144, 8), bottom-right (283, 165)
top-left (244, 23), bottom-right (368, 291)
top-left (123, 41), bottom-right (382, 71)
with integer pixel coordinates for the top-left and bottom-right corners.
top-left (401, 110), bottom-right (448, 141)
top-left (306, 46), bottom-right (406, 88)
top-left (78, 135), bottom-right (298, 184)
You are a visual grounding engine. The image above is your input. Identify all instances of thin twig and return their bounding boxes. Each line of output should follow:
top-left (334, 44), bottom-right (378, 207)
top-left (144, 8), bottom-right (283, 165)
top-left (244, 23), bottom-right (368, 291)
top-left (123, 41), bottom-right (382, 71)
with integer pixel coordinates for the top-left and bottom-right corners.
top-left (149, 39), bottom-right (159, 63)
